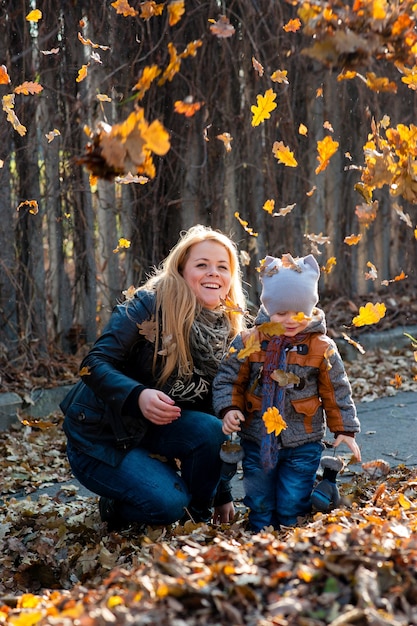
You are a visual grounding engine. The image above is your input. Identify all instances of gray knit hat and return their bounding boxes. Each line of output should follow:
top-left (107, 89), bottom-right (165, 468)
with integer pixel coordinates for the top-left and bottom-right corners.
top-left (260, 254), bottom-right (320, 316)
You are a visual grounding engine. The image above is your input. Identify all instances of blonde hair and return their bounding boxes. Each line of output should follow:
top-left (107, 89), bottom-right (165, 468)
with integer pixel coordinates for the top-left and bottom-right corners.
top-left (142, 224), bottom-right (246, 386)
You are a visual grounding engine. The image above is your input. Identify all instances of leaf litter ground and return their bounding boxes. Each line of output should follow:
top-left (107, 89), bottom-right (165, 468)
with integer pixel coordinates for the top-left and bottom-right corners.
top-left (1, 292), bottom-right (417, 624)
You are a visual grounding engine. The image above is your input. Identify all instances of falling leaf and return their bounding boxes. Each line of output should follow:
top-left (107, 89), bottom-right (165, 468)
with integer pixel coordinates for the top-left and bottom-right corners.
top-left (76, 64), bottom-right (89, 83)
top-left (237, 333), bottom-right (261, 359)
top-left (111, 0), bottom-right (138, 16)
top-left (168, 0), bottom-right (185, 26)
top-left (342, 332), bottom-right (365, 355)
top-left (14, 81), bottom-right (43, 95)
top-left (0, 65), bottom-right (10, 84)
top-left (355, 201), bottom-right (378, 226)
top-left (40, 48), bottom-right (59, 55)
top-left (262, 406), bottom-right (287, 436)
top-left (17, 200), bottom-right (39, 215)
top-left (306, 185), bottom-right (316, 196)
top-left (78, 33), bottom-right (110, 50)
top-left (139, 1), bottom-right (165, 19)
top-left (323, 120), bottom-right (334, 132)
top-left (137, 319), bottom-right (157, 343)
top-left (239, 250), bottom-right (250, 266)
top-left (97, 93), bottom-right (112, 102)
top-left (216, 132), bottom-right (233, 152)
top-left (270, 369), bottom-right (300, 386)
top-left (273, 203), bottom-right (296, 217)
top-left (174, 99), bottom-right (204, 117)
top-left (365, 72), bottom-right (397, 94)
top-left (283, 18), bottom-right (301, 32)
top-left (209, 15), bottom-right (235, 38)
top-left (270, 69), bottom-right (288, 84)
top-left (252, 56), bottom-right (264, 76)
top-left (26, 9), bottom-right (42, 22)
top-left (380, 270), bottom-right (408, 286)
top-left (132, 65), bottom-right (161, 100)
top-left (315, 135), bottom-right (339, 174)
top-left (220, 296), bottom-right (245, 314)
top-left (115, 173), bottom-right (149, 184)
top-left (365, 261), bottom-right (378, 281)
top-left (45, 129), bottom-right (61, 143)
top-left (292, 312), bottom-right (311, 322)
top-left (234, 212), bottom-right (258, 236)
top-left (258, 321), bottom-right (285, 337)
top-left (158, 42), bottom-right (181, 85)
top-left (79, 366), bottom-right (91, 376)
top-left (251, 89), bottom-right (277, 127)
top-left (263, 199), bottom-right (275, 214)
top-left (321, 257), bottom-right (336, 273)
top-left (305, 232), bottom-right (331, 245)
top-left (272, 141), bottom-right (298, 167)
top-left (352, 302), bottom-right (387, 327)
top-left (299, 123), bottom-right (308, 135)
top-left (113, 237), bottom-right (131, 253)
top-left (344, 233), bottom-right (362, 245)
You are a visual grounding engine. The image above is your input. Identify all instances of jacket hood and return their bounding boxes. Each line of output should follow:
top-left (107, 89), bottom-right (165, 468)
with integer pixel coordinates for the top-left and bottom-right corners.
top-left (254, 305), bottom-right (327, 335)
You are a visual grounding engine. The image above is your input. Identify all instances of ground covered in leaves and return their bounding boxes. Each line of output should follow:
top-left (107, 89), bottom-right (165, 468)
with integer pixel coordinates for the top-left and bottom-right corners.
top-left (1, 289), bottom-right (417, 624)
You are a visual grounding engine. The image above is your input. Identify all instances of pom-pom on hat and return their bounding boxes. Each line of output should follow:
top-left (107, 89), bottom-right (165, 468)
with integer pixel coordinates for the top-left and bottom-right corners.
top-left (260, 253), bottom-right (320, 317)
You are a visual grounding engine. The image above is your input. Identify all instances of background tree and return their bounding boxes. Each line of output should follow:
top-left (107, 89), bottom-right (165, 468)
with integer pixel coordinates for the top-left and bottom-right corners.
top-left (0, 0), bottom-right (416, 376)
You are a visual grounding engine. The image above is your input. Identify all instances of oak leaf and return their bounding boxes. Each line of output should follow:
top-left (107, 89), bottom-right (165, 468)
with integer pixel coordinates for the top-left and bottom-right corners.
top-left (251, 89), bottom-right (277, 127)
top-left (270, 69), bottom-right (288, 84)
top-left (273, 203), bottom-right (296, 217)
top-left (252, 56), bottom-right (264, 76)
top-left (0, 65), bottom-right (10, 84)
top-left (168, 0), bottom-right (185, 26)
top-left (133, 65), bottom-right (161, 99)
top-left (238, 333), bottom-right (261, 360)
top-left (78, 33), bottom-right (110, 50)
top-left (270, 369), bottom-right (300, 387)
top-left (263, 199), bottom-right (275, 214)
top-left (365, 72), bottom-right (397, 94)
top-left (315, 136), bottom-right (339, 174)
top-left (342, 332), bottom-right (365, 355)
top-left (352, 302), bottom-right (386, 327)
top-left (344, 233), bottom-right (362, 245)
top-left (234, 211), bottom-right (258, 236)
top-left (14, 81), bottom-right (43, 95)
top-left (111, 0), bottom-right (138, 16)
top-left (272, 141), bottom-right (298, 167)
top-left (76, 64), bottom-right (89, 83)
top-left (26, 9), bottom-right (42, 21)
top-left (321, 257), bottom-right (336, 273)
top-left (262, 406), bottom-right (287, 436)
top-left (174, 99), bottom-right (204, 117)
top-left (283, 18), bottom-right (301, 32)
top-left (209, 15), bottom-right (235, 38)
top-left (220, 296), bottom-right (245, 314)
top-left (258, 321), bottom-right (285, 337)
top-left (137, 319), bottom-right (157, 343)
top-left (140, 1), bottom-right (164, 19)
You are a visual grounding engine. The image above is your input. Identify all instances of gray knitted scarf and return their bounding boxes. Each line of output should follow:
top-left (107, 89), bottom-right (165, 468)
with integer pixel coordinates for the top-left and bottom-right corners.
top-left (189, 307), bottom-right (231, 381)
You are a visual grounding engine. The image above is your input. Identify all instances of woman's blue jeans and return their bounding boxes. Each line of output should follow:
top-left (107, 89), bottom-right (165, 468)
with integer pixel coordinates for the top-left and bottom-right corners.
top-left (66, 409), bottom-right (227, 526)
top-left (241, 439), bottom-right (324, 532)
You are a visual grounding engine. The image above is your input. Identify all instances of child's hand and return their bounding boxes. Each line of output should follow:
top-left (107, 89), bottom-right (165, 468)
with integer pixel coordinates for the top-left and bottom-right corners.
top-left (333, 434), bottom-right (361, 462)
top-left (222, 409), bottom-right (245, 435)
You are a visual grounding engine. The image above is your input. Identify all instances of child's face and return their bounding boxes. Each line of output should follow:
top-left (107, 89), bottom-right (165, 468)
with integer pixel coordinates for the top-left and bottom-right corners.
top-left (270, 311), bottom-right (310, 337)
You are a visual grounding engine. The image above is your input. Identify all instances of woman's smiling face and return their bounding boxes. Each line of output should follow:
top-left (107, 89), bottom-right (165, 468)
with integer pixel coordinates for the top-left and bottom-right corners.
top-left (182, 240), bottom-right (232, 309)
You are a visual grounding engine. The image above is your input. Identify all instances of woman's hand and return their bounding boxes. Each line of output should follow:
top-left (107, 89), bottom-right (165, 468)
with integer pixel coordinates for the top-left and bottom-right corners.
top-left (212, 501), bottom-right (235, 524)
top-left (222, 409), bottom-right (245, 435)
top-left (333, 434), bottom-right (362, 462)
top-left (138, 389), bottom-right (181, 425)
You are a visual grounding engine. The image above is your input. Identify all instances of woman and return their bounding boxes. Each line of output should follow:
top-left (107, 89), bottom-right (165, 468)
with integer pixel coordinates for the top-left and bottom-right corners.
top-left (60, 225), bottom-right (246, 531)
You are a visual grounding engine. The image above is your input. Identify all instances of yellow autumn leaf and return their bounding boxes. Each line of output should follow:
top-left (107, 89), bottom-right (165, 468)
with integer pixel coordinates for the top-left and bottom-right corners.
top-left (79, 366), bottom-right (91, 376)
top-left (168, 0), bottom-right (185, 26)
top-left (45, 129), bottom-right (61, 142)
top-left (76, 64), bottom-right (89, 83)
top-left (299, 123), bottom-right (308, 135)
top-left (270, 369), bottom-right (300, 386)
top-left (262, 406), bottom-right (287, 436)
top-left (234, 211), bottom-right (258, 236)
top-left (258, 321), bottom-right (285, 337)
top-left (270, 69), bottom-right (288, 84)
top-left (132, 65), bottom-right (161, 99)
top-left (283, 18), bottom-right (301, 32)
top-left (315, 136), bottom-right (339, 174)
top-left (251, 88), bottom-right (277, 127)
top-left (237, 333), bottom-right (261, 360)
top-left (365, 72), bottom-right (397, 94)
top-left (352, 302), bottom-right (387, 327)
top-left (342, 332), bottom-right (365, 355)
top-left (292, 312), bottom-right (311, 322)
top-left (97, 94), bottom-right (112, 102)
top-left (26, 9), bottom-right (42, 22)
top-left (0, 65), bottom-right (10, 84)
top-left (111, 0), bottom-right (138, 16)
top-left (398, 492), bottom-right (411, 509)
top-left (272, 141), bottom-right (298, 167)
top-left (17, 200), bottom-right (39, 215)
top-left (344, 233), bottom-right (362, 245)
top-left (321, 257), bottom-right (336, 273)
top-left (263, 199), bottom-right (275, 214)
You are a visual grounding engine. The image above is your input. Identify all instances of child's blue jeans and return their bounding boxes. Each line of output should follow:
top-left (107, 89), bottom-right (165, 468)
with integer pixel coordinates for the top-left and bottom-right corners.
top-left (241, 438), bottom-right (324, 532)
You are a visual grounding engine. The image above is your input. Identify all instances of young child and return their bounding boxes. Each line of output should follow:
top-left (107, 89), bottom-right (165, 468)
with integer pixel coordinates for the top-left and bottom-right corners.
top-left (213, 254), bottom-right (361, 532)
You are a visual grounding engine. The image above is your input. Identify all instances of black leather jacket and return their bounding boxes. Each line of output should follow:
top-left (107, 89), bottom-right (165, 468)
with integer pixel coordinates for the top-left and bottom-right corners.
top-left (61, 290), bottom-right (221, 465)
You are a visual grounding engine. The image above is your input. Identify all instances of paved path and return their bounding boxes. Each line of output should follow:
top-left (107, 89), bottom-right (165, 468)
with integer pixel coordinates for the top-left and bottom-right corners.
top-left (21, 391), bottom-right (417, 505)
